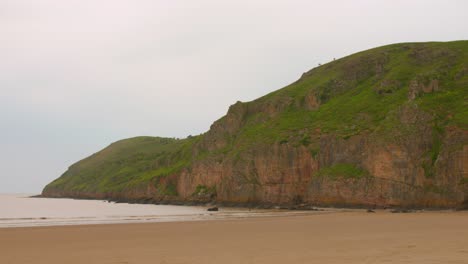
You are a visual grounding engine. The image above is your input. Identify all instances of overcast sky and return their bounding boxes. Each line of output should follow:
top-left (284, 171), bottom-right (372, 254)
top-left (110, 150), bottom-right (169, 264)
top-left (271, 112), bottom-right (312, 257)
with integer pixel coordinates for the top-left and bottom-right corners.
top-left (1, 0), bottom-right (467, 194)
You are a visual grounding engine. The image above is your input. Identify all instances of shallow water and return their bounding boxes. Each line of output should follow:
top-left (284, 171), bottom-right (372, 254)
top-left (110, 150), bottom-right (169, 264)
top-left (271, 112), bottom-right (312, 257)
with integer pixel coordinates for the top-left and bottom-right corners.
top-left (0, 194), bottom-right (323, 228)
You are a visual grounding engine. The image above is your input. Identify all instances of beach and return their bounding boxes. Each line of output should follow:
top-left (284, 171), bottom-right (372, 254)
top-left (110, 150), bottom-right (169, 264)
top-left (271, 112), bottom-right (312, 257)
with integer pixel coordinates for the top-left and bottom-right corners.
top-left (2, 211), bottom-right (468, 264)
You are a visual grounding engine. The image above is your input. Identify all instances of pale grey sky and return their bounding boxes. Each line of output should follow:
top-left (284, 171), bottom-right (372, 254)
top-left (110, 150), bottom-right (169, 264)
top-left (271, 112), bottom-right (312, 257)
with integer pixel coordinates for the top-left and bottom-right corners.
top-left (1, 0), bottom-right (467, 193)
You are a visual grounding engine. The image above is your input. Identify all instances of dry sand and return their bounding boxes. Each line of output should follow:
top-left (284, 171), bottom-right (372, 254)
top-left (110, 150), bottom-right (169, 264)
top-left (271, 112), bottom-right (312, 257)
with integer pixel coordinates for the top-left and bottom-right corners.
top-left (1, 211), bottom-right (468, 264)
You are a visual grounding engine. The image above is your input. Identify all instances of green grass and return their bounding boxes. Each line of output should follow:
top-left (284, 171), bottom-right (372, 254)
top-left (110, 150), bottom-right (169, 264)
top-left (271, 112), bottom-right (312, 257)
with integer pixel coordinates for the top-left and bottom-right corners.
top-left (225, 41), bottom-right (467, 149)
top-left (44, 136), bottom-right (200, 193)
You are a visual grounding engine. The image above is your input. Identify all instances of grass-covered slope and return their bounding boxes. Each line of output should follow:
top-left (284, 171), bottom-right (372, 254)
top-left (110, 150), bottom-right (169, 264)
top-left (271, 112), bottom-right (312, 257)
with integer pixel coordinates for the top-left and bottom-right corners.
top-left (43, 41), bottom-right (468, 207)
top-left (45, 136), bottom-right (200, 194)
top-left (227, 41), bottom-right (466, 144)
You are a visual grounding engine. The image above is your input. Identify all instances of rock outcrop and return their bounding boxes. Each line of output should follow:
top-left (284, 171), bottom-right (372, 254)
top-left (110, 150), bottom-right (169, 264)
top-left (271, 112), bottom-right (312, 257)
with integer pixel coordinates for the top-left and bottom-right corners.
top-left (43, 41), bottom-right (468, 209)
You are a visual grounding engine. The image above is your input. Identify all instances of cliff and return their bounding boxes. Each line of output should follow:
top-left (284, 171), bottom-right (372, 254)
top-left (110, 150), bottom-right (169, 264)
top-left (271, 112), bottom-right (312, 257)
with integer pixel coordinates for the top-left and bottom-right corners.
top-left (43, 41), bottom-right (468, 209)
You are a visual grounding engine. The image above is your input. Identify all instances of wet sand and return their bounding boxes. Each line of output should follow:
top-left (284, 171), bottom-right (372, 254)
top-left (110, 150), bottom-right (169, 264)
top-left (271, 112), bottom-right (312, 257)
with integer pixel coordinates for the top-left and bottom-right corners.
top-left (2, 211), bottom-right (468, 264)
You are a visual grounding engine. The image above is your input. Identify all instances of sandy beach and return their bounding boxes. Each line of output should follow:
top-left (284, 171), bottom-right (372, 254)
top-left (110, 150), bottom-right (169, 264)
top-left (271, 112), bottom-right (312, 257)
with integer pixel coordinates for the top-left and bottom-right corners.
top-left (2, 211), bottom-right (468, 264)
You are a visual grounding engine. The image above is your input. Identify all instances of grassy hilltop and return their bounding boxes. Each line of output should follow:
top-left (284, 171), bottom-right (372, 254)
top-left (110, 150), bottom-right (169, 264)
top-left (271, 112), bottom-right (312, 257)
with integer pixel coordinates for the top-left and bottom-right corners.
top-left (44, 41), bottom-right (468, 208)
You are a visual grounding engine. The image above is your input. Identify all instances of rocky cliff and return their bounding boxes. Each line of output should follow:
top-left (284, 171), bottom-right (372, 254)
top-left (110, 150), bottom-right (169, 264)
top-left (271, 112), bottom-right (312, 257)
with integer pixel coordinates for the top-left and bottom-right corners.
top-left (43, 41), bottom-right (468, 209)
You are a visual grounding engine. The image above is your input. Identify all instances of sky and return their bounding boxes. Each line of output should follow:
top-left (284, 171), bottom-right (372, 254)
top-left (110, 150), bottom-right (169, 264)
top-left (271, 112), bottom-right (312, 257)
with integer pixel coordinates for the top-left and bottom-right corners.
top-left (1, 0), bottom-right (467, 194)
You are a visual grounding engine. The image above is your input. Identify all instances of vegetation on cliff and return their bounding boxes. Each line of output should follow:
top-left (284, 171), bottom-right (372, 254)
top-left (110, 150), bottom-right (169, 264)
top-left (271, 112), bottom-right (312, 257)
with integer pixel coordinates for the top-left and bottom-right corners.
top-left (47, 136), bottom-right (199, 193)
top-left (44, 41), bottom-right (468, 208)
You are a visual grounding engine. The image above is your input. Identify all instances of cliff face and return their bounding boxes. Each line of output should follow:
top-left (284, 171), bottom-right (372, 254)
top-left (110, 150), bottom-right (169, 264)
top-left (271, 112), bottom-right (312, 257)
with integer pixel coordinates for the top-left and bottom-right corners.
top-left (43, 41), bottom-right (468, 208)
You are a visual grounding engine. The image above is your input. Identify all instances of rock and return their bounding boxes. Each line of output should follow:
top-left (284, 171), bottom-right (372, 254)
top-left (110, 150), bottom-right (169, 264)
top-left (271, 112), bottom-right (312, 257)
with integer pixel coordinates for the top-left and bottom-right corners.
top-left (41, 42), bottom-right (468, 210)
top-left (367, 209), bottom-right (376, 213)
top-left (408, 79), bottom-right (439, 100)
top-left (304, 92), bottom-right (320, 110)
top-left (207, 207), bottom-right (219, 211)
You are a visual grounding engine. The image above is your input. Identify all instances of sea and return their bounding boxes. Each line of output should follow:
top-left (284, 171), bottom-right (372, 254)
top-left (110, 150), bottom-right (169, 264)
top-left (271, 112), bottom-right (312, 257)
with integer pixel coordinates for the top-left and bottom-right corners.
top-left (0, 194), bottom-right (321, 228)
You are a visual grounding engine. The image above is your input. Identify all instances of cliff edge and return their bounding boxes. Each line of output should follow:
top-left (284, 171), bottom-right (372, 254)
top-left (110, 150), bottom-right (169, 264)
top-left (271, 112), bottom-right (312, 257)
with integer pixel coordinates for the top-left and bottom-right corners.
top-left (43, 41), bottom-right (468, 209)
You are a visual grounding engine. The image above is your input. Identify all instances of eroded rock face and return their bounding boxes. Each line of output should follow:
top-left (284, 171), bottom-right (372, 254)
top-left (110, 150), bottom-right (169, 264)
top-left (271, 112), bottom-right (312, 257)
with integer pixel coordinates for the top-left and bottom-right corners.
top-left (177, 99), bottom-right (466, 208)
top-left (42, 42), bottom-right (468, 209)
top-left (43, 104), bottom-right (467, 209)
top-left (408, 79), bottom-right (439, 100)
top-left (135, 128), bottom-right (464, 208)
top-left (304, 92), bottom-right (320, 110)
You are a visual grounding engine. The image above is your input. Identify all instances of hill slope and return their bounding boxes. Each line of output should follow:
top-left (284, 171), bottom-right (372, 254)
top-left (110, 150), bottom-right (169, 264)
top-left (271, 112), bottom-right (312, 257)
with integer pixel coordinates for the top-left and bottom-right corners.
top-left (43, 41), bottom-right (468, 208)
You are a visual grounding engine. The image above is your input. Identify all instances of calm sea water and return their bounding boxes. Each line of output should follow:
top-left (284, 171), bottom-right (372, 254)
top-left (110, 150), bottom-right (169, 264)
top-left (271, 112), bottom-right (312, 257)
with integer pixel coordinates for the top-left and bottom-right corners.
top-left (0, 194), bottom-right (320, 228)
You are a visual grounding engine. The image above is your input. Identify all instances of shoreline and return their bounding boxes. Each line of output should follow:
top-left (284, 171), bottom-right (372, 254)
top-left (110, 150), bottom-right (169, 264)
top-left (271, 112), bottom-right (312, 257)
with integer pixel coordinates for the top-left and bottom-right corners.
top-left (2, 211), bottom-right (468, 264)
top-left (36, 194), bottom-right (468, 211)
top-left (2, 194), bottom-right (461, 229)
top-left (0, 207), bottom-right (344, 229)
